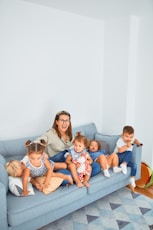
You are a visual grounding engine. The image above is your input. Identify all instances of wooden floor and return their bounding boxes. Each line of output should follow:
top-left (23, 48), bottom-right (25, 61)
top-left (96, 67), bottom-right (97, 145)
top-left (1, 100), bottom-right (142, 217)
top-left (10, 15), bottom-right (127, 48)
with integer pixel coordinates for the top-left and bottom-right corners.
top-left (134, 184), bottom-right (153, 199)
top-left (127, 184), bottom-right (153, 199)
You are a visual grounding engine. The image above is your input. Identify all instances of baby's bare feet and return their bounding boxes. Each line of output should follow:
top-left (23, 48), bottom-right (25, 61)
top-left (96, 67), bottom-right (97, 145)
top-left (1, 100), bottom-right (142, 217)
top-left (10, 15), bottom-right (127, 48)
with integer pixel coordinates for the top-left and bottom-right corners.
top-left (76, 181), bottom-right (84, 188)
top-left (35, 183), bottom-right (43, 191)
top-left (83, 181), bottom-right (90, 188)
top-left (66, 175), bottom-right (73, 185)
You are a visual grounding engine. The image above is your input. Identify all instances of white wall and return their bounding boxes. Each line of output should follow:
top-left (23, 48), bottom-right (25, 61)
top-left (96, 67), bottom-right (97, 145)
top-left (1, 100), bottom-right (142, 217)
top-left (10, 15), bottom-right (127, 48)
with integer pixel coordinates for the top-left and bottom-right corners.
top-left (135, 15), bottom-right (153, 167)
top-left (0, 0), bottom-right (104, 139)
top-left (102, 17), bottom-right (130, 134)
top-left (102, 13), bottom-right (153, 167)
top-left (1, 0), bottom-right (153, 168)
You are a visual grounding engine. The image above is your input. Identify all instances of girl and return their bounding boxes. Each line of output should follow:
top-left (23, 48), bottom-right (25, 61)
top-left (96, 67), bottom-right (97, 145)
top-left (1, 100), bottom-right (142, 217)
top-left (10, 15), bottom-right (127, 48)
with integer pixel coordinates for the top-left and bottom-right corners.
top-left (66, 133), bottom-right (93, 188)
top-left (6, 139), bottom-right (73, 196)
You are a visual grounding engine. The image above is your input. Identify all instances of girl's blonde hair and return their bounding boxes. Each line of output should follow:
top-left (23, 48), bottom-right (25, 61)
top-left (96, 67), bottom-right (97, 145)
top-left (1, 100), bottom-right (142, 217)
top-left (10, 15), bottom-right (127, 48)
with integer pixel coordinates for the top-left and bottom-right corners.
top-left (5, 160), bottom-right (21, 177)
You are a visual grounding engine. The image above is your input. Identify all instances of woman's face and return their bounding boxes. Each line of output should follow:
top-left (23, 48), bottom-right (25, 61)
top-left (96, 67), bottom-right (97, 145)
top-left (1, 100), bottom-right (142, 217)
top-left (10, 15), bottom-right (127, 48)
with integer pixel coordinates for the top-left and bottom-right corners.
top-left (56, 114), bottom-right (70, 134)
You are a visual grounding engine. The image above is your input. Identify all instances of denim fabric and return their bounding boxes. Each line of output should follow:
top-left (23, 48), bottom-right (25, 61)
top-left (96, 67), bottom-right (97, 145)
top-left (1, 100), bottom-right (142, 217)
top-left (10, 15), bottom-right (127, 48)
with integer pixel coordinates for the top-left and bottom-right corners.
top-left (55, 162), bottom-right (101, 185)
top-left (127, 161), bottom-right (137, 176)
top-left (91, 162), bottom-right (101, 177)
top-left (55, 169), bottom-right (72, 186)
top-left (49, 150), bottom-right (68, 162)
top-left (117, 151), bottom-right (137, 176)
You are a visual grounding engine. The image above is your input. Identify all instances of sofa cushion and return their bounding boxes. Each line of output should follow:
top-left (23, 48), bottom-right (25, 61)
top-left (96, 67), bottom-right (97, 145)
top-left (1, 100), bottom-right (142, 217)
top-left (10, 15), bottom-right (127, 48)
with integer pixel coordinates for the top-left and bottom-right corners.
top-left (88, 168), bottom-right (131, 195)
top-left (95, 133), bottom-right (120, 153)
top-left (0, 163), bottom-right (8, 193)
top-left (8, 177), bottom-right (35, 196)
top-left (7, 185), bottom-right (87, 226)
top-left (34, 176), bottom-right (63, 194)
top-left (98, 140), bottom-right (109, 154)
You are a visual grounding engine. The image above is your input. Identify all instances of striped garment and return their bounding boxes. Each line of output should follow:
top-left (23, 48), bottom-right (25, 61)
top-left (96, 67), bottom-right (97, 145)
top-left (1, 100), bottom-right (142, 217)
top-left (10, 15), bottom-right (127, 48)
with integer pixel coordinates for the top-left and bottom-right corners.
top-left (22, 155), bottom-right (54, 177)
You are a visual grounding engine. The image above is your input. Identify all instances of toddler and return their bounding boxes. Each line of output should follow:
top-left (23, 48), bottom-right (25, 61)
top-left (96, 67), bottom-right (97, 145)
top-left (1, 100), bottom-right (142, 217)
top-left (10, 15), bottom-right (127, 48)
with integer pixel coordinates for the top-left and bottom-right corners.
top-left (66, 133), bottom-right (93, 188)
top-left (89, 140), bottom-right (122, 177)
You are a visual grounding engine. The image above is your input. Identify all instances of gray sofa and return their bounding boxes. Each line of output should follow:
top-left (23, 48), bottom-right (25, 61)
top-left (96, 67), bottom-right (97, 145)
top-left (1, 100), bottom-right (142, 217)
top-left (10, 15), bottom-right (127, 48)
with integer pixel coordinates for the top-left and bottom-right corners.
top-left (0, 123), bottom-right (142, 230)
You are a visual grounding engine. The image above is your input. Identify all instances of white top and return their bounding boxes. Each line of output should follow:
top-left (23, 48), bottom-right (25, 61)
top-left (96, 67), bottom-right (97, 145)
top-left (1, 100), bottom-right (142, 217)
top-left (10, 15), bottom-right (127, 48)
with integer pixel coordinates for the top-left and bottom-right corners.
top-left (114, 136), bottom-right (134, 153)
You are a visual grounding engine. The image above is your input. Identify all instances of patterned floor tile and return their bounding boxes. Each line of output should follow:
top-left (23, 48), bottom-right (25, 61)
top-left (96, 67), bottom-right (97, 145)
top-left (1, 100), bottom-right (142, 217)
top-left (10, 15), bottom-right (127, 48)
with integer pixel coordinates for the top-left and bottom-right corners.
top-left (38, 187), bottom-right (153, 230)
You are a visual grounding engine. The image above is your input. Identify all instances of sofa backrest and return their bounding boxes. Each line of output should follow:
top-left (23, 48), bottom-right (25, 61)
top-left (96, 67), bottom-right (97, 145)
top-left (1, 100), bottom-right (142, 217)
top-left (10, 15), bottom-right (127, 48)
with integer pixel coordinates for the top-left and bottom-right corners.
top-left (72, 122), bottom-right (97, 140)
top-left (0, 123), bottom-right (98, 163)
top-left (0, 122), bottom-right (97, 195)
top-left (0, 136), bottom-right (39, 162)
top-left (95, 133), bottom-right (120, 154)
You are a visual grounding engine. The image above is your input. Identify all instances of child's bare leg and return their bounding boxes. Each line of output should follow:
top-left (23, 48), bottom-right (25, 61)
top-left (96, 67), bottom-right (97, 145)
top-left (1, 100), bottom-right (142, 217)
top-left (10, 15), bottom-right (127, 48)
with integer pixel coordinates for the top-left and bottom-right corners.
top-left (97, 155), bottom-right (110, 177)
top-left (107, 153), bottom-right (122, 173)
top-left (83, 175), bottom-right (90, 188)
top-left (107, 153), bottom-right (118, 167)
top-left (30, 178), bottom-right (43, 191)
top-left (67, 163), bottom-right (83, 187)
top-left (83, 165), bottom-right (92, 188)
top-left (54, 162), bottom-right (67, 170)
top-left (96, 155), bottom-right (107, 170)
top-left (52, 172), bottom-right (73, 185)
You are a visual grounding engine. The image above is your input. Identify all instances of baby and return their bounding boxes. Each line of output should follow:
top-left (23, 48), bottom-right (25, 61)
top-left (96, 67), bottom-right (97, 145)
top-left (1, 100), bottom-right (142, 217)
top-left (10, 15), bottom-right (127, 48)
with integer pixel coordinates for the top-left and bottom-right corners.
top-left (66, 133), bottom-right (93, 188)
top-left (89, 140), bottom-right (122, 177)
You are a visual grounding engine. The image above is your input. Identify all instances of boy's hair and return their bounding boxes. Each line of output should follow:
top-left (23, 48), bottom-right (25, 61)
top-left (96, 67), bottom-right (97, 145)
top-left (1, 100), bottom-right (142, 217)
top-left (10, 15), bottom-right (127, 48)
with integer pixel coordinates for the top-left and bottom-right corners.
top-left (73, 132), bottom-right (89, 148)
top-left (123, 126), bottom-right (134, 134)
top-left (5, 160), bottom-right (21, 177)
top-left (89, 140), bottom-right (101, 150)
top-left (52, 110), bottom-right (73, 141)
top-left (25, 139), bottom-right (46, 154)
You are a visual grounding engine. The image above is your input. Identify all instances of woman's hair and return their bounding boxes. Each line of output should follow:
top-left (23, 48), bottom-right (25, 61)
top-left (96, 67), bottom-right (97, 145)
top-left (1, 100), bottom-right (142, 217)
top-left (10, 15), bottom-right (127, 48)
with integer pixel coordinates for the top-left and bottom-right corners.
top-left (25, 139), bottom-right (46, 155)
top-left (89, 140), bottom-right (101, 150)
top-left (52, 110), bottom-right (73, 141)
top-left (73, 132), bottom-right (89, 148)
top-left (5, 160), bottom-right (21, 177)
top-left (123, 126), bottom-right (134, 134)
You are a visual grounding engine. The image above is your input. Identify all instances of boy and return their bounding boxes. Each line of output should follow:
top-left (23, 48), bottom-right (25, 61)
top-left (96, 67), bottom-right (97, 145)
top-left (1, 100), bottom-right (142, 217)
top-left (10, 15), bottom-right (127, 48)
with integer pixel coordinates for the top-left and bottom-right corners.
top-left (114, 125), bottom-right (142, 188)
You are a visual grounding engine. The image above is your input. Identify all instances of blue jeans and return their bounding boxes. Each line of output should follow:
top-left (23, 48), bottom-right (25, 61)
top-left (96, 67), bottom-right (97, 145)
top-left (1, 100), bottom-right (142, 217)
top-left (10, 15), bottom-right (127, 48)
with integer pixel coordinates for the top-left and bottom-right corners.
top-left (91, 162), bottom-right (101, 177)
top-left (57, 162), bottom-right (101, 185)
top-left (49, 150), bottom-right (68, 162)
top-left (51, 151), bottom-right (101, 185)
top-left (117, 151), bottom-right (137, 176)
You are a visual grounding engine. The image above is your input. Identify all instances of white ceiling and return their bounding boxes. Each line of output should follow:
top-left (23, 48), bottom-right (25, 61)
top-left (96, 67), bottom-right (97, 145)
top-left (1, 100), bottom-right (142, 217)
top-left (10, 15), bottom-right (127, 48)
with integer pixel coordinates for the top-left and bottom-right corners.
top-left (22, 0), bottom-right (153, 20)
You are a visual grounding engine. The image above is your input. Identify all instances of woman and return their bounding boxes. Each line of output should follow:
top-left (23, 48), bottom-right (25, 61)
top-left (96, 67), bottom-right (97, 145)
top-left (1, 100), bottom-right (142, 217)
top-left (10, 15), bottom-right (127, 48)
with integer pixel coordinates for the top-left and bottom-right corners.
top-left (35, 110), bottom-right (101, 187)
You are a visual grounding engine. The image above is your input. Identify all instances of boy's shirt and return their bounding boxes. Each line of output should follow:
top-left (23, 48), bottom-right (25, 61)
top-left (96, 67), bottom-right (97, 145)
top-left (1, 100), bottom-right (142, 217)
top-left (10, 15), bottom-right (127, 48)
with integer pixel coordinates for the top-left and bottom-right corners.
top-left (114, 136), bottom-right (134, 153)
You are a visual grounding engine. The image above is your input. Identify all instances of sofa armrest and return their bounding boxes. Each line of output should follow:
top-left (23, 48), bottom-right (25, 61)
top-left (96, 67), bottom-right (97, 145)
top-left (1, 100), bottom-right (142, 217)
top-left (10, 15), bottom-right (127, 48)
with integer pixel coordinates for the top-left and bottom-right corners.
top-left (0, 182), bottom-right (8, 230)
top-left (132, 144), bottom-right (142, 180)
